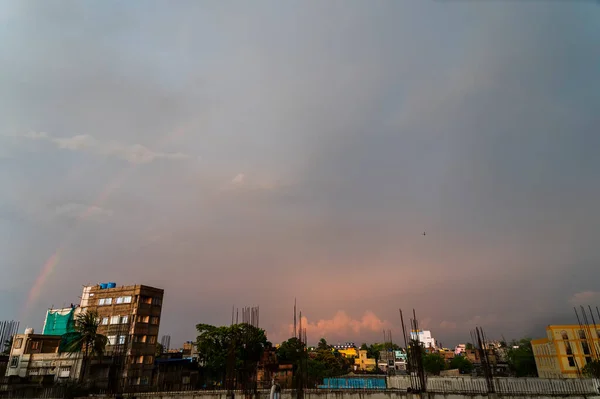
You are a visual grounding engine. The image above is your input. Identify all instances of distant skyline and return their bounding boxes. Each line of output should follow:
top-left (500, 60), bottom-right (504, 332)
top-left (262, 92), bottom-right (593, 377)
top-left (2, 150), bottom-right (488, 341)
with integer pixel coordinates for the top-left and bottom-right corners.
top-left (1, 0), bottom-right (600, 348)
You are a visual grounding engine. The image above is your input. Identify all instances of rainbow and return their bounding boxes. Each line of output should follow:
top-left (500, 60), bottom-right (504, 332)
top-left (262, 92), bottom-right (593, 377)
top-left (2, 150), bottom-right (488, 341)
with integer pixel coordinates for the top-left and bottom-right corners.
top-left (22, 122), bottom-right (198, 318)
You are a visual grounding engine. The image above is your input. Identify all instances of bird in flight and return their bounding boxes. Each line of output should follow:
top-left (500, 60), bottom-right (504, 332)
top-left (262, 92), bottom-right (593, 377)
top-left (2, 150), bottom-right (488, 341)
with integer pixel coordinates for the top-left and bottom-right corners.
top-left (422, 232), bottom-right (426, 236)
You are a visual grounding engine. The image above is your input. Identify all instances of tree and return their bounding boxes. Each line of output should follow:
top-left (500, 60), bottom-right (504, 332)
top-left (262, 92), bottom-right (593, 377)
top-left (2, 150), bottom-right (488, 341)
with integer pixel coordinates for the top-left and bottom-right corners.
top-left (507, 338), bottom-right (537, 377)
top-left (277, 337), bottom-right (305, 365)
top-left (59, 310), bottom-right (108, 382)
top-left (582, 360), bottom-right (600, 378)
top-left (317, 338), bottom-right (330, 351)
top-left (196, 323), bottom-right (268, 385)
top-left (465, 343), bottom-right (474, 350)
top-left (2, 336), bottom-right (13, 355)
top-left (155, 343), bottom-right (164, 358)
top-left (422, 353), bottom-right (446, 376)
top-left (449, 355), bottom-right (473, 374)
top-left (360, 343), bottom-right (368, 351)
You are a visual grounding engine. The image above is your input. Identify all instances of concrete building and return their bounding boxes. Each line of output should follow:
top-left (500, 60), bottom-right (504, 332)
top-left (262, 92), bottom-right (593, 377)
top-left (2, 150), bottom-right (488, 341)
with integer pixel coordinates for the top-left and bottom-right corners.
top-left (377, 350), bottom-right (407, 373)
top-left (410, 330), bottom-right (437, 349)
top-left (5, 329), bottom-right (85, 381)
top-left (354, 350), bottom-right (376, 371)
top-left (79, 283), bottom-right (164, 387)
top-left (531, 324), bottom-right (600, 378)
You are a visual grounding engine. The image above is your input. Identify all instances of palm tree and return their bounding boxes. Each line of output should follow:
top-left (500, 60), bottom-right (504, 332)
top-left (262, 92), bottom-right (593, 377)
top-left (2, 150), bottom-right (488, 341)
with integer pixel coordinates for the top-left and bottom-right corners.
top-left (59, 310), bottom-right (108, 382)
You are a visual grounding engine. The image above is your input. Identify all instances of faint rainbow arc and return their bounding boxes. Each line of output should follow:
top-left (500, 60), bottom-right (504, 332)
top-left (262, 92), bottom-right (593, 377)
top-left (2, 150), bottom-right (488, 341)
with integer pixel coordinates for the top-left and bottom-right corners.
top-left (22, 122), bottom-right (198, 317)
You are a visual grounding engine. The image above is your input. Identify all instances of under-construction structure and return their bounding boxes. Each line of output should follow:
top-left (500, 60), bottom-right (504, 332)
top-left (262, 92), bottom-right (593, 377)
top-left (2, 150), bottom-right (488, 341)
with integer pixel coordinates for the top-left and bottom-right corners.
top-left (0, 321), bottom-right (20, 353)
top-left (399, 309), bottom-right (426, 393)
top-left (225, 306), bottom-right (262, 398)
top-left (160, 335), bottom-right (171, 352)
top-left (292, 300), bottom-right (308, 398)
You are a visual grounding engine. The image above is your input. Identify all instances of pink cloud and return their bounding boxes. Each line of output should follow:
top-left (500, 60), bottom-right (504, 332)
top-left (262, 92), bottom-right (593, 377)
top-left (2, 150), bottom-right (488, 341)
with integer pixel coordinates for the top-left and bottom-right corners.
top-left (276, 310), bottom-right (391, 344)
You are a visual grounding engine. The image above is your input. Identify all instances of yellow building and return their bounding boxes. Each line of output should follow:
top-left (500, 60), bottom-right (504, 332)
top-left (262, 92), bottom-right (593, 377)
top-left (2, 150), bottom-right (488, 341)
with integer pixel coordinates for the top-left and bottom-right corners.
top-left (355, 349), bottom-right (377, 371)
top-left (531, 325), bottom-right (600, 378)
top-left (337, 348), bottom-right (358, 358)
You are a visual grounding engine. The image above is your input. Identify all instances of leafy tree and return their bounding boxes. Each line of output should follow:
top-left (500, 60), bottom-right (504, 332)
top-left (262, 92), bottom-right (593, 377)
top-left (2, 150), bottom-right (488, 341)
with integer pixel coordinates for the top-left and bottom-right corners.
top-left (277, 337), bottom-right (305, 364)
top-left (465, 343), bottom-right (474, 350)
top-left (196, 323), bottom-right (267, 385)
top-left (449, 355), bottom-right (473, 374)
top-left (317, 338), bottom-right (330, 351)
top-left (155, 343), bottom-right (164, 358)
top-left (582, 360), bottom-right (600, 378)
top-left (2, 336), bottom-right (13, 355)
top-left (59, 310), bottom-right (108, 382)
top-left (360, 343), bottom-right (368, 351)
top-left (507, 338), bottom-right (537, 377)
top-left (422, 353), bottom-right (446, 375)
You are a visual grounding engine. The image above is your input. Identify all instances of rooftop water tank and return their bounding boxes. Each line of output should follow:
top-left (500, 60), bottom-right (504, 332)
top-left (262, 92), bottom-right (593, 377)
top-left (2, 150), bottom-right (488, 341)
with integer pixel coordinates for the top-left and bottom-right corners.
top-left (107, 282), bottom-right (116, 288)
top-left (99, 283), bottom-right (108, 289)
top-left (24, 328), bottom-right (34, 335)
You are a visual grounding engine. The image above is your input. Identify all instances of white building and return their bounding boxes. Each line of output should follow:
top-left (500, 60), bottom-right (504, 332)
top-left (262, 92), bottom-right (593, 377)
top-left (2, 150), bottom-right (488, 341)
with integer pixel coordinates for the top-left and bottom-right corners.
top-left (410, 330), bottom-right (437, 349)
top-left (5, 329), bottom-right (84, 381)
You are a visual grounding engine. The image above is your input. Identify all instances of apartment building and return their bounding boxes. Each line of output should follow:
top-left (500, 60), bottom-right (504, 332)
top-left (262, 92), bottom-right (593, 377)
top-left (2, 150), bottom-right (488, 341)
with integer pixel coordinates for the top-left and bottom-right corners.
top-left (532, 324), bottom-right (600, 378)
top-left (80, 283), bottom-right (164, 386)
top-left (5, 329), bottom-right (85, 381)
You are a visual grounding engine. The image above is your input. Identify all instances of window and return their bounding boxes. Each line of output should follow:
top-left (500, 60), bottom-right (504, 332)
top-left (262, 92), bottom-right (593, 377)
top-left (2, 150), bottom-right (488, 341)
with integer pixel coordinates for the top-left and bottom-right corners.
top-left (105, 298), bottom-right (112, 305)
top-left (144, 356), bottom-right (154, 364)
top-left (99, 298), bottom-right (105, 306)
top-left (586, 356), bottom-right (592, 364)
top-left (133, 335), bottom-right (147, 343)
top-left (115, 297), bottom-right (124, 304)
top-left (10, 356), bottom-right (19, 368)
top-left (579, 330), bottom-right (586, 339)
top-left (137, 315), bottom-right (150, 323)
top-left (152, 298), bottom-right (162, 306)
top-left (142, 296), bottom-right (152, 304)
top-left (566, 343), bottom-right (573, 355)
top-left (102, 317), bottom-right (109, 325)
top-left (136, 356), bottom-right (144, 364)
top-left (140, 376), bottom-right (149, 385)
top-left (59, 367), bottom-right (71, 378)
top-left (568, 357), bottom-right (576, 367)
top-left (118, 335), bottom-right (126, 345)
top-left (123, 296), bottom-right (132, 303)
top-left (14, 338), bottom-right (23, 349)
top-left (121, 315), bottom-right (129, 324)
top-left (583, 342), bottom-right (591, 355)
top-left (110, 316), bottom-right (120, 325)
top-left (148, 336), bottom-right (156, 344)
top-left (107, 335), bottom-right (117, 346)
top-left (30, 341), bottom-right (40, 350)
top-left (150, 316), bottom-right (159, 325)
top-left (561, 330), bottom-right (569, 340)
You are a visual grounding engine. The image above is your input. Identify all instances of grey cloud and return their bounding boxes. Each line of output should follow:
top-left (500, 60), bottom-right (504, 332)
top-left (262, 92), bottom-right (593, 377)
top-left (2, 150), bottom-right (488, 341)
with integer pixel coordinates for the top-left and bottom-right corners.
top-left (1, 0), bottom-right (599, 346)
top-left (8, 132), bottom-right (189, 164)
top-left (54, 203), bottom-right (113, 222)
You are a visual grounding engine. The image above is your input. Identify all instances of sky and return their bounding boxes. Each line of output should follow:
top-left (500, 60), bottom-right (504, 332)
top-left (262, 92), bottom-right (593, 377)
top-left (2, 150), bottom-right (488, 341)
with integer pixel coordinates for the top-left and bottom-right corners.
top-left (1, 0), bottom-right (600, 348)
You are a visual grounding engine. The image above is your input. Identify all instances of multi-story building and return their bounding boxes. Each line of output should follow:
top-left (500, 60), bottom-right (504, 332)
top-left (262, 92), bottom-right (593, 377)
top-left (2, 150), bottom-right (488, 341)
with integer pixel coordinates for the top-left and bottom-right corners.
top-left (531, 324), bottom-right (600, 378)
top-left (5, 329), bottom-right (85, 381)
top-left (354, 349), bottom-right (376, 371)
top-left (377, 350), bottom-right (407, 373)
top-left (410, 330), bottom-right (437, 349)
top-left (79, 283), bottom-right (164, 387)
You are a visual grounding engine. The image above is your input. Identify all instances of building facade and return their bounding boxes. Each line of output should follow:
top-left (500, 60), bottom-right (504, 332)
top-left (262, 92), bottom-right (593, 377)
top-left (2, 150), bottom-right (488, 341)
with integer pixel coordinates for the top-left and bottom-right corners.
top-left (377, 350), bottom-right (407, 373)
top-left (532, 325), bottom-right (600, 378)
top-left (354, 349), bottom-right (376, 371)
top-left (79, 283), bottom-right (164, 387)
top-left (410, 330), bottom-right (437, 349)
top-left (5, 330), bottom-right (85, 381)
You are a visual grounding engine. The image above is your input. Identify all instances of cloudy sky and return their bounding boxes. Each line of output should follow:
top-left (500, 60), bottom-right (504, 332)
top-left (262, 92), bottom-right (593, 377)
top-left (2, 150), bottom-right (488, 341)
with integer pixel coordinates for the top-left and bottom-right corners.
top-left (1, 0), bottom-right (599, 347)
